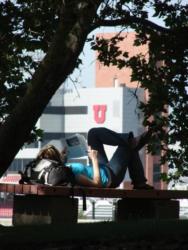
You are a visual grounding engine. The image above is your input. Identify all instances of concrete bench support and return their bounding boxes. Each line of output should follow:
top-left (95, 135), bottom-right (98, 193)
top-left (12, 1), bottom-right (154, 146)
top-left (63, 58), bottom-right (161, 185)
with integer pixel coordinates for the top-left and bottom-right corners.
top-left (12, 195), bottom-right (78, 225)
top-left (115, 199), bottom-right (180, 221)
top-left (1, 184), bottom-right (188, 225)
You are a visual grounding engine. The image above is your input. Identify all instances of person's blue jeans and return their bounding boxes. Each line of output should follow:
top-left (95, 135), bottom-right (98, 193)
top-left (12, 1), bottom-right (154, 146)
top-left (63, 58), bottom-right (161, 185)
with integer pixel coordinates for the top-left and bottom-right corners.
top-left (87, 127), bottom-right (147, 188)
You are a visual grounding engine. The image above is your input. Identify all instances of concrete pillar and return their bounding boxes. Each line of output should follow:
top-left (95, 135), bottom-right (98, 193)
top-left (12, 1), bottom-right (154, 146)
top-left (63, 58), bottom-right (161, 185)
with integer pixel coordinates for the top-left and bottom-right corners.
top-left (115, 199), bottom-right (179, 221)
top-left (12, 195), bottom-right (78, 225)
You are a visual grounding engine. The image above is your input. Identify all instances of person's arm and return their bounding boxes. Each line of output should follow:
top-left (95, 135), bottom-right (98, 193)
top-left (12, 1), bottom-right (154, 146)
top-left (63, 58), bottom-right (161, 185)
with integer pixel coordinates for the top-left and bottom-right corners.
top-left (75, 147), bottom-right (102, 187)
top-left (75, 174), bottom-right (102, 187)
top-left (89, 148), bottom-right (102, 186)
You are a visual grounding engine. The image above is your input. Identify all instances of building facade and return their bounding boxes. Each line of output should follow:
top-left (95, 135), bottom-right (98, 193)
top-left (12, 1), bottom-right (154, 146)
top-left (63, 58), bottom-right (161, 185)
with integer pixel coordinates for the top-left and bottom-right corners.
top-left (5, 86), bottom-right (164, 189)
top-left (2, 32), bottom-right (167, 189)
top-left (95, 32), bottom-right (167, 189)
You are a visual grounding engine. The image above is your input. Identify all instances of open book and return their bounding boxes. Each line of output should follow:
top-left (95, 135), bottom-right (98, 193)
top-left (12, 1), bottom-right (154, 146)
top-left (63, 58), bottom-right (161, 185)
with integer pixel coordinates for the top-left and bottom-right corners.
top-left (62, 134), bottom-right (88, 159)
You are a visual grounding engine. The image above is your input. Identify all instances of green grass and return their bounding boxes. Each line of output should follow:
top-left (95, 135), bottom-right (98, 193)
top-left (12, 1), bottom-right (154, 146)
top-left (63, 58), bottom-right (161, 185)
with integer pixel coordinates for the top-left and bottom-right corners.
top-left (0, 219), bottom-right (188, 248)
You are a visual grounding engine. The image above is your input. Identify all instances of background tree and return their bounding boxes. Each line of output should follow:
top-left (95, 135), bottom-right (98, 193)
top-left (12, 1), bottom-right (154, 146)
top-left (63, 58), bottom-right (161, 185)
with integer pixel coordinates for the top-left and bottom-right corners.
top-left (91, 0), bottom-right (188, 183)
top-left (0, 0), bottom-right (187, 182)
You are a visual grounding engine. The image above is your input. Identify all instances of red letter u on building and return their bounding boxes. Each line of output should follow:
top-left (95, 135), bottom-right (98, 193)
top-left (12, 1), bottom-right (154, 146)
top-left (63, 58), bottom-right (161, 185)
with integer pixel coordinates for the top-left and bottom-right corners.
top-left (93, 105), bottom-right (107, 124)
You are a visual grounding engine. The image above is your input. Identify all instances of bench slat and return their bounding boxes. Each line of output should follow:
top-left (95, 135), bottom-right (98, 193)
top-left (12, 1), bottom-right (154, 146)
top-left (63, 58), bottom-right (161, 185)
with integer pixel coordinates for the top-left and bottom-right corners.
top-left (0, 183), bottom-right (188, 199)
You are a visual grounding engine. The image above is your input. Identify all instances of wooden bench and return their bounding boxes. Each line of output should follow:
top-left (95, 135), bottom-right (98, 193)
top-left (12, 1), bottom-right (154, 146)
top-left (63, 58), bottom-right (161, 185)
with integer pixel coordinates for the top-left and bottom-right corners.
top-left (1, 183), bottom-right (188, 225)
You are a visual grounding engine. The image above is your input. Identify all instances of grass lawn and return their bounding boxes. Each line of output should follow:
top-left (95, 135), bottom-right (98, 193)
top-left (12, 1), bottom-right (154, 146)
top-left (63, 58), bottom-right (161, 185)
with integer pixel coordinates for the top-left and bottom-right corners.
top-left (0, 219), bottom-right (188, 249)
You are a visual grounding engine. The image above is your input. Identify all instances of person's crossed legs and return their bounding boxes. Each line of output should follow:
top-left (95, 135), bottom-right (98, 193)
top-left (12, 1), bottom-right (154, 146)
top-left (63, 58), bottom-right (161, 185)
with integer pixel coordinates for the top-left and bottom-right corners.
top-left (87, 127), bottom-right (153, 189)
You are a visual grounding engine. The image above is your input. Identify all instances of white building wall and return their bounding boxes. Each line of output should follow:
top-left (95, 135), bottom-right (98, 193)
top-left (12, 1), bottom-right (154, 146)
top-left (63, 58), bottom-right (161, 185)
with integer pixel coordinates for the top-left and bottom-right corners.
top-left (13, 86), bottom-right (144, 178)
top-left (122, 87), bottom-right (145, 135)
top-left (62, 87), bottom-right (124, 133)
top-left (40, 114), bottom-right (63, 132)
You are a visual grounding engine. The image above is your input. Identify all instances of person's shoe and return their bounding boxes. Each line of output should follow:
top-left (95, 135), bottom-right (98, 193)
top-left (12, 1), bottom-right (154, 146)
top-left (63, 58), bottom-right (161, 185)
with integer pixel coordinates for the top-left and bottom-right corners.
top-left (133, 183), bottom-right (154, 190)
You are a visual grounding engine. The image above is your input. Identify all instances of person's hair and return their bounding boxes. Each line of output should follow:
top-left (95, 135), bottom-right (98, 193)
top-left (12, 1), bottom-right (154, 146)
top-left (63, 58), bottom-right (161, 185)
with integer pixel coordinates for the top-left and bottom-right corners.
top-left (36, 145), bottom-right (63, 163)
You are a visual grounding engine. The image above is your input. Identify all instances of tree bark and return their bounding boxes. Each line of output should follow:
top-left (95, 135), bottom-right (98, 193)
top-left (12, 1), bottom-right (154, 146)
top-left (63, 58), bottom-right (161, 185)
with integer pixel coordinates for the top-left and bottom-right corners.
top-left (0, 0), bottom-right (101, 176)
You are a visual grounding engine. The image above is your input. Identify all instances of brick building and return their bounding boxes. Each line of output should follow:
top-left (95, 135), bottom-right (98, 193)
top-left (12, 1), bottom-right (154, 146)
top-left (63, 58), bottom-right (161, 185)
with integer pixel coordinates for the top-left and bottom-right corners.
top-left (95, 32), bottom-right (167, 189)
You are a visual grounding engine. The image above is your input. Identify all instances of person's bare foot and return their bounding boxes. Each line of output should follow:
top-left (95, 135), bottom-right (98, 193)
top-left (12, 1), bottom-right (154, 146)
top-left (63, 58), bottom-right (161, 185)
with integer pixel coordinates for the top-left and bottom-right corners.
top-left (129, 130), bottom-right (153, 151)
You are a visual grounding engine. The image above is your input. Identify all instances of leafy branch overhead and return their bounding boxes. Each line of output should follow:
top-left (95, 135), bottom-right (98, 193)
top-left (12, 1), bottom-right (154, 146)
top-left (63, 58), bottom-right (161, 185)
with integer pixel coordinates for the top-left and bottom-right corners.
top-left (91, 0), bottom-right (188, 182)
top-left (0, 0), bottom-right (188, 181)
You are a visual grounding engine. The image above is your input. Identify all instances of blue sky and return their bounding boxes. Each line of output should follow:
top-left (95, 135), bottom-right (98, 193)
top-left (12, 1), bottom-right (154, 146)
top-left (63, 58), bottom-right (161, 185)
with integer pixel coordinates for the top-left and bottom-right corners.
top-left (66, 5), bottom-right (167, 89)
top-left (64, 1), bottom-right (187, 89)
top-left (67, 26), bottom-right (125, 89)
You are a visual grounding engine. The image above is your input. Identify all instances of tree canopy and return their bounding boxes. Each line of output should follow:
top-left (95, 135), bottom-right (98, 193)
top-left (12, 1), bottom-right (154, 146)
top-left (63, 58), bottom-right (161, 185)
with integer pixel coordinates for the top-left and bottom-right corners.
top-left (0, 0), bottom-right (188, 181)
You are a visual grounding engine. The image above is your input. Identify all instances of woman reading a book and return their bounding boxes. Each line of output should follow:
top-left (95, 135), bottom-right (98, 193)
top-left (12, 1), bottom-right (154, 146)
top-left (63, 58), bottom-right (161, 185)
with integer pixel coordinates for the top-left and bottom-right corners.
top-left (61, 127), bottom-right (153, 189)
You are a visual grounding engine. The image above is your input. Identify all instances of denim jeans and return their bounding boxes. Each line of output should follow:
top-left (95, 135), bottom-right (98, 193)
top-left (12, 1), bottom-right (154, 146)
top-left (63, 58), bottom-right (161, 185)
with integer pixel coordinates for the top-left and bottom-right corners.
top-left (87, 127), bottom-right (147, 187)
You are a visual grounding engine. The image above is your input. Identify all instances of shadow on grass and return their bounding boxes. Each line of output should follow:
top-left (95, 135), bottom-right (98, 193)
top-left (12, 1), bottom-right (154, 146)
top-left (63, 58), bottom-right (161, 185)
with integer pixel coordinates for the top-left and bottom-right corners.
top-left (0, 219), bottom-right (188, 249)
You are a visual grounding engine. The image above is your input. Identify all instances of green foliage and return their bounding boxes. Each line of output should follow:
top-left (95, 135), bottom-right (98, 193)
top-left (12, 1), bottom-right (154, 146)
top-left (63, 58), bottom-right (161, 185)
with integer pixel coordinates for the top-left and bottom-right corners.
top-left (25, 127), bottom-right (44, 145)
top-left (92, 0), bottom-right (188, 183)
top-left (0, 0), bottom-right (61, 140)
top-left (1, 0), bottom-right (188, 182)
top-left (91, 36), bottom-right (126, 67)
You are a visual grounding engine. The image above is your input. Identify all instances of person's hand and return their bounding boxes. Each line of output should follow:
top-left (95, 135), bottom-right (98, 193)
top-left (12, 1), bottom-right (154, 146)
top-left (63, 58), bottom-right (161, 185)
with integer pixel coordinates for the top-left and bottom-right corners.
top-left (61, 146), bottom-right (67, 155)
top-left (88, 146), bottom-right (98, 161)
top-left (61, 147), bottom-right (68, 163)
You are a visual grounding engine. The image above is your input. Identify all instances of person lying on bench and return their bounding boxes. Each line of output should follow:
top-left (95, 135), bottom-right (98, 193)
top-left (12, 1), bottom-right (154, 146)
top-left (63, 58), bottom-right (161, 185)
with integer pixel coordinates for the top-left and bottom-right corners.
top-left (61, 127), bottom-right (154, 189)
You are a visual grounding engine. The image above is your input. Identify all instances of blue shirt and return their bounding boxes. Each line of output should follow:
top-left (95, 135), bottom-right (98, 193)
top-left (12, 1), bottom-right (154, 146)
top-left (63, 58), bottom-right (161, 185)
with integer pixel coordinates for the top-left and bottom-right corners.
top-left (68, 162), bottom-right (110, 187)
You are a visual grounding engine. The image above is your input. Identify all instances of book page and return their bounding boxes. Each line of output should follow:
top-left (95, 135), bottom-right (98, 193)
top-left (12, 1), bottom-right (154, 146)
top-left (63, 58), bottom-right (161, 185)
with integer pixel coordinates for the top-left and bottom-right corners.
top-left (62, 134), bottom-right (88, 159)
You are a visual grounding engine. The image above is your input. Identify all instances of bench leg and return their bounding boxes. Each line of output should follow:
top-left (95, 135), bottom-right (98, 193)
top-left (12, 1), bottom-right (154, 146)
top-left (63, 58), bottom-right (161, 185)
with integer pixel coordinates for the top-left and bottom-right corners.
top-left (12, 195), bottom-right (78, 225)
top-left (115, 199), bottom-right (180, 221)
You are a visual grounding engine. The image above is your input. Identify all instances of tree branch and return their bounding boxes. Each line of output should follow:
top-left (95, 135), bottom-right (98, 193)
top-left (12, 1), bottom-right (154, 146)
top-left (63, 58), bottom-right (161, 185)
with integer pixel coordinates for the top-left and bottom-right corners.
top-left (93, 15), bottom-right (170, 34)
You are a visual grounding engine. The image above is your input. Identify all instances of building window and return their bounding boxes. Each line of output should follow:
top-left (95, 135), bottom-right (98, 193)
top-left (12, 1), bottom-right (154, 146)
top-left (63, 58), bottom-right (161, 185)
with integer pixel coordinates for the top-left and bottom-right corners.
top-left (153, 139), bottom-right (161, 156)
top-left (8, 159), bottom-right (21, 172)
top-left (8, 159), bottom-right (33, 173)
top-left (153, 164), bottom-right (161, 183)
top-left (24, 141), bottom-right (39, 149)
top-left (44, 106), bottom-right (88, 115)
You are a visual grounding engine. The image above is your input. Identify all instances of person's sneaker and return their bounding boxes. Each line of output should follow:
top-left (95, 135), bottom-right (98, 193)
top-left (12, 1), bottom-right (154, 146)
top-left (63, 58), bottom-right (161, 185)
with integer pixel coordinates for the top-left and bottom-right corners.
top-left (133, 183), bottom-right (154, 190)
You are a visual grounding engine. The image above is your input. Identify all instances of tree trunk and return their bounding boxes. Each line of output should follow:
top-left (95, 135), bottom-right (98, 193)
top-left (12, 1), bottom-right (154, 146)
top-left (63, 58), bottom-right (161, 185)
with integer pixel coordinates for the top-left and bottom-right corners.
top-left (0, 0), bottom-right (101, 176)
